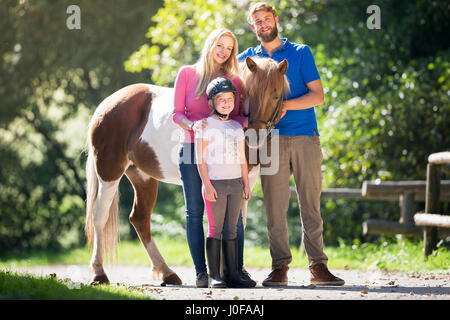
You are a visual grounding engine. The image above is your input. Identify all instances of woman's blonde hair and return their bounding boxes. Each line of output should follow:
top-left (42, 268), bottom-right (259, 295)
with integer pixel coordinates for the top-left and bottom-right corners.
top-left (194, 28), bottom-right (239, 99)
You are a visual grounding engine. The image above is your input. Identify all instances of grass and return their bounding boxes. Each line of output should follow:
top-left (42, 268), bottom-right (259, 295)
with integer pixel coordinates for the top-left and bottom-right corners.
top-left (0, 269), bottom-right (151, 300)
top-left (1, 235), bottom-right (448, 272)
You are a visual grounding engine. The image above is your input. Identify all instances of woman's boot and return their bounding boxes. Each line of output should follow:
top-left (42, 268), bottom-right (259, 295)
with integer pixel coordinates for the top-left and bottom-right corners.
top-left (222, 238), bottom-right (256, 288)
top-left (206, 237), bottom-right (226, 288)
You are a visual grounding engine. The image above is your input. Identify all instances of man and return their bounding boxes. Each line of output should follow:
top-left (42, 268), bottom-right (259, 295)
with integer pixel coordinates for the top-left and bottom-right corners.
top-left (237, 2), bottom-right (344, 286)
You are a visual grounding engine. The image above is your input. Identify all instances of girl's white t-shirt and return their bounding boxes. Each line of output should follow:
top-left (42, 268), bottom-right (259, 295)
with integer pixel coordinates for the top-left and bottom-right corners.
top-left (195, 116), bottom-right (245, 180)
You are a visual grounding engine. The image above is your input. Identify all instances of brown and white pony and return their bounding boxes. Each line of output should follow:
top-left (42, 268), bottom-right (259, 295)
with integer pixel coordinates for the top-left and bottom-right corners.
top-left (84, 57), bottom-right (288, 285)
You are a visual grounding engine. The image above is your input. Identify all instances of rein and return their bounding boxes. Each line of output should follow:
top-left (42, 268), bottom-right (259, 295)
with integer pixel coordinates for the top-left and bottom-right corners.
top-left (248, 96), bottom-right (284, 133)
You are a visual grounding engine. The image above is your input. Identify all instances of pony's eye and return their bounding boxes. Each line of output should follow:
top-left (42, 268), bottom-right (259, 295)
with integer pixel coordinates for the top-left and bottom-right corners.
top-left (273, 95), bottom-right (279, 100)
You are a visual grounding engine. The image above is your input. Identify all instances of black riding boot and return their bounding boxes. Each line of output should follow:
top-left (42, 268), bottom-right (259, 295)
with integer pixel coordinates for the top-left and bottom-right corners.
top-left (206, 237), bottom-right (226, 288)
top-left (222, 238), bottom-right (256, 288)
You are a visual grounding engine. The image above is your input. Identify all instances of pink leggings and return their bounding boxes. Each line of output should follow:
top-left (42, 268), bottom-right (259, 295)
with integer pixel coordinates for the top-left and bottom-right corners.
top-left (202, 178), bottom-right (243, 240)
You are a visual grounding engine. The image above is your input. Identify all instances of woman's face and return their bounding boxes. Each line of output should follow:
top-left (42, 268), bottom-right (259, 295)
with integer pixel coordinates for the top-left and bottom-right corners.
top-left (212, 35), bottom-right (234, 66)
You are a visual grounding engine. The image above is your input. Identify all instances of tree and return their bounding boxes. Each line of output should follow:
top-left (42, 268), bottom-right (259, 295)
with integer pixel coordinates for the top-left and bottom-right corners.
top-left (0, 0), bottom-right (163, 252)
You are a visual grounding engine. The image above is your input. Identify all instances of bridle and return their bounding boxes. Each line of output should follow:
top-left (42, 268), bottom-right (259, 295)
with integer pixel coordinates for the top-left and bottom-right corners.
top-left (248, 95), bottom-right (284, 133)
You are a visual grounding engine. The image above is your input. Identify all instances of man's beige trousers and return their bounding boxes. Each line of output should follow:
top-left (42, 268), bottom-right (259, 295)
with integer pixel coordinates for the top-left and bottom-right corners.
top-left (261, 134), bottom-right (328, 269)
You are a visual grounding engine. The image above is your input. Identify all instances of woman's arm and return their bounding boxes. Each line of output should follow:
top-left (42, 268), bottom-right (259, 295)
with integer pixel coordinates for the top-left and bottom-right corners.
top-left (173, 66), bottom-right (209, 131)
top-left (173, 67), bottom-right (196, 130)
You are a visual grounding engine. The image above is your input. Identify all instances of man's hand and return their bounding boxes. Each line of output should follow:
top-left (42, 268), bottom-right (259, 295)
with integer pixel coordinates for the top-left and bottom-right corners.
top-left (280, 102), bottom-right (288, 119)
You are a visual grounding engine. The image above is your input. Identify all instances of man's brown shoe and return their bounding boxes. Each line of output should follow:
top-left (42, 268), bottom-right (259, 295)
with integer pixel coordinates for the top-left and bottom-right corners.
top-left (262, 266), bottom-right (289, 286)
top-left (310, 263), bottom-right (345, 286)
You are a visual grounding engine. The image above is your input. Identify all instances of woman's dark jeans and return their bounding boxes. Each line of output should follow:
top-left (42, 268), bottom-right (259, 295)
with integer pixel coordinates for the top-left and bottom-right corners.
top-left (178, 143), bottom-right (245, 274)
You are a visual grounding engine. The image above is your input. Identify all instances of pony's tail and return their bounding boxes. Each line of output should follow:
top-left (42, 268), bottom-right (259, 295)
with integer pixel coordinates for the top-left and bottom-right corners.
top-left (102, 186), bottom-right (119, 264)
top-left (84, 137), bottom-right (119, 264)
top-left (85, 141), bottom-right (98, 249)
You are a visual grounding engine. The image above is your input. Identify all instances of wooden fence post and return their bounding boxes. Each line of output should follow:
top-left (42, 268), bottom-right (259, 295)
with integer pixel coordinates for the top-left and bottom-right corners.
top-left (399, 192), bottom-right (415, 240)
top-left (399, 192), bottom-right (415, 224)
top-left (424, 163), bottom-right (440, 256)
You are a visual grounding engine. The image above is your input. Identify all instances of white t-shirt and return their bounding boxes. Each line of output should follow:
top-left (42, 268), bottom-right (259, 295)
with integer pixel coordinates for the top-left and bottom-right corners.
top-left (195, 116), bottom-right (245, 180)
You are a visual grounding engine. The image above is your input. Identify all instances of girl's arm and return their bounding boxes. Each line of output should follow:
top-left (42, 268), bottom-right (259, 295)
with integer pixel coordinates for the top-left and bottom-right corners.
top-left (195, 137), bottom-right (217, 202)
top-left (238, 139), bottom-right (251, 200)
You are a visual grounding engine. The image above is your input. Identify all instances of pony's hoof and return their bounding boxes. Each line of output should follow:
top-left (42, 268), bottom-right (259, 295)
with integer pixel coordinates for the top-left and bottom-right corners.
top-left (163, 273), bottom-right (182, 285)
top-left (89, 274), bottom-right (110, 285)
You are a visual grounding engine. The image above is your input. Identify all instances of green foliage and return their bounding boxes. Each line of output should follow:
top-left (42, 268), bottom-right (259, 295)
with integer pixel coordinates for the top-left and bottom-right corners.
top-left (331, 237), bottom-right (450, 272)
top-left (125, 0), bottom-right (243, 86)
top-left (0, 0), bottom-right (163, 252)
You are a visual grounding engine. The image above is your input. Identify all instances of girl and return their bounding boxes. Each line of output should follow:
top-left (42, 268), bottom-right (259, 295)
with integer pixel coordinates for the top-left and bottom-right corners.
top-left (195, 77), bottom-right (253, 288)
top-left (172, 28), bottom-right (255, 287)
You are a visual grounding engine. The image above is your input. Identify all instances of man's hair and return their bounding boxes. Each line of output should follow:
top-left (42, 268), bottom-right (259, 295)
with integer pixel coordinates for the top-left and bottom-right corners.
top-left (247, 2), bottom-right (278, 24)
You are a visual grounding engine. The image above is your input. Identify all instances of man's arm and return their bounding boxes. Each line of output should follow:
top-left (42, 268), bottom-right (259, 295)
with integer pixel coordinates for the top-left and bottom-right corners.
top-left (283, 79), bottom-right (324, 111)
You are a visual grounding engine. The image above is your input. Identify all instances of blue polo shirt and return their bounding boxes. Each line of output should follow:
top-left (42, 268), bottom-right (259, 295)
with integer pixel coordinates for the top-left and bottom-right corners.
top-left (237, 38), bottom-right (321, 136)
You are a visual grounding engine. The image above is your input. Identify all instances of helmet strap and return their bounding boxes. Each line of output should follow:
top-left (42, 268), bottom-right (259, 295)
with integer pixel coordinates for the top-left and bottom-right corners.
top-left (212, 100), bottom-right (230, 120)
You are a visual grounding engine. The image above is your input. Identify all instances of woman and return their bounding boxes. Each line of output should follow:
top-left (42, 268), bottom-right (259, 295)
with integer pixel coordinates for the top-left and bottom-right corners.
top-left (172, 28), bottom-right (255, 288)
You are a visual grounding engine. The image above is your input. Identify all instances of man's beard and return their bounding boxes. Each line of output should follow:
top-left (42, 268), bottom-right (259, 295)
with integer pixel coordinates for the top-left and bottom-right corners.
top-left (257, 24), bottom-right (278, 43)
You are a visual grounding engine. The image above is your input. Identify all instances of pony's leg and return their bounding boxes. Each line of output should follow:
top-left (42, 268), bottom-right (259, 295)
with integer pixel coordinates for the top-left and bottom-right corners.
top-left (89, 178), bottom-right (120, 285)
top-left (126, 167), bottom-right (182, 285)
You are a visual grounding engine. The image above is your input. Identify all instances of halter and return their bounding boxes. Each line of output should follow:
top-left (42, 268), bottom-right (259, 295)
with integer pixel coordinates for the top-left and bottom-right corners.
top-left (248, 95), bottom-right (284, 133)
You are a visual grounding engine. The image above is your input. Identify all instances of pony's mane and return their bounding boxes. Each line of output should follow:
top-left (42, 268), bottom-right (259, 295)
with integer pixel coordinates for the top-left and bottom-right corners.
top-left (239, 57), bottom-right (290, 109)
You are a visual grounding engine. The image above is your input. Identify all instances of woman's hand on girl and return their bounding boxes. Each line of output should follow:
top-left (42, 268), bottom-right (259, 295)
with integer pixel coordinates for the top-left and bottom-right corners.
top-left (192, 118), bottom-right (208, 131)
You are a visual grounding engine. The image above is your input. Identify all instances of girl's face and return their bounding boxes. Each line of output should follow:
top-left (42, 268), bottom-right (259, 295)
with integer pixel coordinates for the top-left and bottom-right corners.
top-left (212, 35), bottom-right (234, 66)
top-left (214, 91), bottom-right (235, 115)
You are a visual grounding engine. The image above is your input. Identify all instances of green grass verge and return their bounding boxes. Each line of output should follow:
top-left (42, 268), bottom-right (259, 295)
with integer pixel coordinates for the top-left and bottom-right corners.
top-left (0, 269), bottom-right (151, 300)
top-left (0, 236), bottom-right (448, 272)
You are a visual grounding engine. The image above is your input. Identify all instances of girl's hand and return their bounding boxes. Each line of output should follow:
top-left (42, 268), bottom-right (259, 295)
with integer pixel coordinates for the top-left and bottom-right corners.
top-left (205, 184), bottom-right (218, 202)
top-left (243, 183), bottom-right (251, 201)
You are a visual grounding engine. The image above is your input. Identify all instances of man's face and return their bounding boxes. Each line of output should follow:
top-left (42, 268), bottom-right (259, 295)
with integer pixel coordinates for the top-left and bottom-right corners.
top-left (251, 10), bottom-right (279, 43)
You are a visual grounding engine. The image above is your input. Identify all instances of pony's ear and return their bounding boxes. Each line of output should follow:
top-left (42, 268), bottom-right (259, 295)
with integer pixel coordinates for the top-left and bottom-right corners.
top-left (246, 57), bottom-right (258, 73)
top-left (278, 59), bottom-right (288, 74)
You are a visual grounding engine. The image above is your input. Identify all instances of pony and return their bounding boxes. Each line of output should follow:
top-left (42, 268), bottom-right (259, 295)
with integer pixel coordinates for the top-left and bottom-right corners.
top-left (84, 56), bottom-right (288, 285)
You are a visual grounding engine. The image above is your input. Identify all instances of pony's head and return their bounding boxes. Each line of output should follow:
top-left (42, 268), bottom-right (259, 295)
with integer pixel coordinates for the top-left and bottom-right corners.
top-left (240, 56), bottom-right (289, 149)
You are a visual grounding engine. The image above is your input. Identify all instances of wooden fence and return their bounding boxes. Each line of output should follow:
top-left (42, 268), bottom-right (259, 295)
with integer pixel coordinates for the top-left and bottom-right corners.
top-left (289, 176), bottom-right (450, 243)
top-left (414, 151), bottom-right (450, 256)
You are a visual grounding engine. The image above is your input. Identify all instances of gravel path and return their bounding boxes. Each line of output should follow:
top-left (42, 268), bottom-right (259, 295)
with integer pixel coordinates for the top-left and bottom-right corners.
top-left (12, 265), bottom-right (450, 300)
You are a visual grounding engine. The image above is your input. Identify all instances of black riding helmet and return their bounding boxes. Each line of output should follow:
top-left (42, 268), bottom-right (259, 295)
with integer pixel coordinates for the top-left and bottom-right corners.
top-left (206, 77), bottom-right (236, 119)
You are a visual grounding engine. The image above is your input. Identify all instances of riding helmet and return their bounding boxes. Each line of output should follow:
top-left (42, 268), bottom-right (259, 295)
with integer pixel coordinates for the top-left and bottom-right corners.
top-left (206, 77), bottom-right (236, 102)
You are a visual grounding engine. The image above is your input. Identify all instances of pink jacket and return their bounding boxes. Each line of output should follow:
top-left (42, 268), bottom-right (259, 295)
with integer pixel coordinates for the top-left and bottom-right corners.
top-left (173, 65), bottom-right (246, 143)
